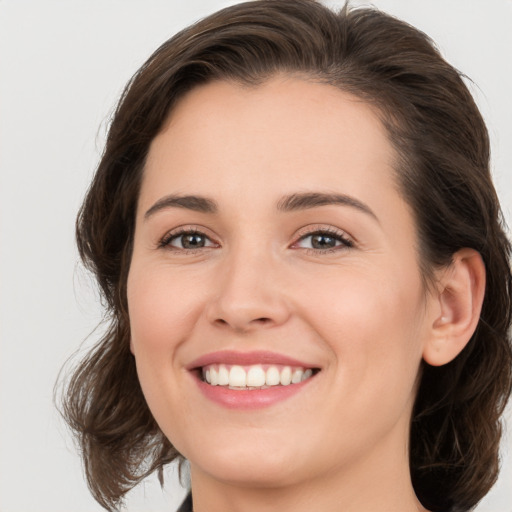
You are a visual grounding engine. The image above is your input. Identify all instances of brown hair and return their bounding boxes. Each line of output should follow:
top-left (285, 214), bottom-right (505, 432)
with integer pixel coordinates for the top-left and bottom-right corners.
top-left (59, 1), bottom-right (512, 511)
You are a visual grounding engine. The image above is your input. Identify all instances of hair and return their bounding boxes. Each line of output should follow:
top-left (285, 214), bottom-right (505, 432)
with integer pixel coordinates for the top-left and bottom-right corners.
top-left (59, 1), bottom-right (512, 511)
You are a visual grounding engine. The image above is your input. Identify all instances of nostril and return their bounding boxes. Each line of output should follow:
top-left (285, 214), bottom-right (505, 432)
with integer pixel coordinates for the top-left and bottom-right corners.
top-left (250, 317), bottom-right (272, 326)
top-left (211, 311), bottom-right (279, 332)
top-left (214, 317), bottom-right (271, 324)
top-left (213, 316), bottom-right (273, 331)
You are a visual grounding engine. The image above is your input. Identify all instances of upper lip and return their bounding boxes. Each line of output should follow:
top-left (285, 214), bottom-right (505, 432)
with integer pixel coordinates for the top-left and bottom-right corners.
top-left (186, 350), bottom-right (319, 370)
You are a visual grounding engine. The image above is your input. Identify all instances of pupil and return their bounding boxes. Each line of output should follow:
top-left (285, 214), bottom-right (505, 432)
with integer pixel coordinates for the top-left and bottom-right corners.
top-left (182, 234), bottom-right (204, 248)
top-left (312, 234), bottom-right (336, 249)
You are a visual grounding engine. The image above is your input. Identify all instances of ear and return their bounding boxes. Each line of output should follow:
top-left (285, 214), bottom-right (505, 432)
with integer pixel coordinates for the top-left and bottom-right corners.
top-left (423, 248), bottom-right (486, 366)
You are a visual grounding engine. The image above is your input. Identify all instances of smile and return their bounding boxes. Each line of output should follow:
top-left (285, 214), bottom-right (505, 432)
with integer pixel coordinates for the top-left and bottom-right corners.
top-left (189, 351), bottom-right (321, 409)
top-left (201, 364), bottom-right (315, 389)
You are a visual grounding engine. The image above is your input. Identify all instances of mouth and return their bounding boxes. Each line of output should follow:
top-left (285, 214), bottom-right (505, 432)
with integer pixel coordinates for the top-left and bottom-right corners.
top-left (199, 363), bottom-right (319, 390)
top-left (187, 351), bottom-right (321, 408)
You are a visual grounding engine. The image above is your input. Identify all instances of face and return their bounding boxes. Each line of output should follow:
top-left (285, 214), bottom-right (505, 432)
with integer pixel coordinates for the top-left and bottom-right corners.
top-left (127, 77), bottom-right (435, 489)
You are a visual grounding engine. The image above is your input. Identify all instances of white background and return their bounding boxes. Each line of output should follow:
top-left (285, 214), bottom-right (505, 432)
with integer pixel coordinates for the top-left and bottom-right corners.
top-left (1, 1), bottom-right (511, 511)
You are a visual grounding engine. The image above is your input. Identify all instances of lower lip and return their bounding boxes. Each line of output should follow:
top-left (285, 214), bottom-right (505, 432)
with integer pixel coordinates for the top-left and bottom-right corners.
top-left (193, 374), bottom-right (316, 409)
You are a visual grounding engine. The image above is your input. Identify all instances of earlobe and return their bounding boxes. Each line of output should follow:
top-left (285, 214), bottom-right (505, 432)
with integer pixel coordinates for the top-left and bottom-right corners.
top-left (423, 249), bottom-right (486, 367)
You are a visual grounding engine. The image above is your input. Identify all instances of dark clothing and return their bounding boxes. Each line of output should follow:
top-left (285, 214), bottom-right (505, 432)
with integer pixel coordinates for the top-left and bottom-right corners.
top-left (177, 493), bottom-right (193, 512)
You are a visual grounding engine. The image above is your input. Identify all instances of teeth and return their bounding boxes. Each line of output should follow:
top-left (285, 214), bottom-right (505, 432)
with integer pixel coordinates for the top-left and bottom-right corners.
top-left (202, 364), bottom-right (316, 388)
top-left (280, 366), bottom-right (292, 385)
top-left (247, 366), bottom-right (266, 387)
top-left (229, 366), bottom-right (246, 387)
top-left (291, 368), bottom-right (304, 384)
top-left (302, 369), bottom-right (313, 381)
top-left (218, 365), bottom-right (229, 385)
top-left (266, 366), bottom-right (280, 386)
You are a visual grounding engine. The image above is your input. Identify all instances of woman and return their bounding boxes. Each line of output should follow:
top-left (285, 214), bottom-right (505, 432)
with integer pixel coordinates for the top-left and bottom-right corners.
top-left (61, 1), bottom-right (512, 511)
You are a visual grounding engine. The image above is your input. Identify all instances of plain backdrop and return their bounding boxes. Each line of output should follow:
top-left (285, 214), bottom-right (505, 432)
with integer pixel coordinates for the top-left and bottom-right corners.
top-left (1, 1), bottom-right (511, 511)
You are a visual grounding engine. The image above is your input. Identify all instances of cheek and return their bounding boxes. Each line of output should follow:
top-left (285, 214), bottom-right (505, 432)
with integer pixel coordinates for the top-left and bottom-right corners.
top-left (297, 263), bottom-right (426, 383)
top-left (127, 263), bottom-right (206, 357)
top-left (312, 271), bottom-right (425, 439)
top-left (126, 264), bottom-right (204, 435)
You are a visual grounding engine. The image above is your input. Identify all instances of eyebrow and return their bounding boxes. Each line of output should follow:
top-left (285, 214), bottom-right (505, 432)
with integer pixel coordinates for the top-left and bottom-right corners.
top-left (145, 194), bottom-right (218, 219)
top-left (144, 191), bottom-right (377, 222)
top-left (276, 192), bottom-right (378, 221)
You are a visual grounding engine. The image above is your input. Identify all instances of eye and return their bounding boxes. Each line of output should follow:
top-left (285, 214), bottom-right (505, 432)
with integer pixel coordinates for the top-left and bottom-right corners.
top-left (293, 229), bottom-right (353, 252)
top-left (159, 229), bottom-right (217, 250)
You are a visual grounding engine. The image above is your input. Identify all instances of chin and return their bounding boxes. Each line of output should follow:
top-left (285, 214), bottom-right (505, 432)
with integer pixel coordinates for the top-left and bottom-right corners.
top-left (185, 435), bottom-right (307, 488)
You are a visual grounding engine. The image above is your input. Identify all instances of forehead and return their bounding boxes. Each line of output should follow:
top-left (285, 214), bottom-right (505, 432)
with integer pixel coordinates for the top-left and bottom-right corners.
top-left (141, 77), bottom-right (401, 216)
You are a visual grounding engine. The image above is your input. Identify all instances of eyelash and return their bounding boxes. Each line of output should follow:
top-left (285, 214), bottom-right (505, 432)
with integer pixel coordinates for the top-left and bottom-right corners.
top-left (292, 227), bottom-right (354, 254)
top-left (158, 227), bottom-right (218, 252)
top-left (158, 226), bottom-right (354, 254)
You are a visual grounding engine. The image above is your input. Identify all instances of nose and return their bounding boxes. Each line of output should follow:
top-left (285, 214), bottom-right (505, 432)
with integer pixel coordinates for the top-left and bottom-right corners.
top-left (206, 244), bottom-right (291, 333)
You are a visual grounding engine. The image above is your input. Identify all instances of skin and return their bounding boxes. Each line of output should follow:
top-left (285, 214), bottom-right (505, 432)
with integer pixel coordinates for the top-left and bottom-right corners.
top-left (127, 77), bottom-right (481, 511)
